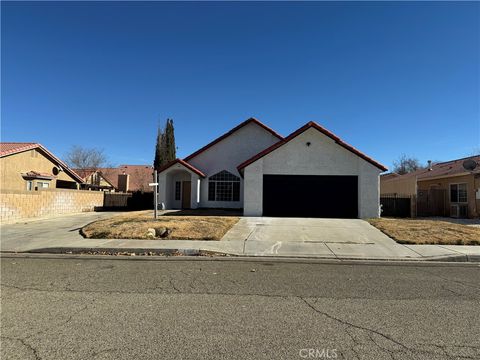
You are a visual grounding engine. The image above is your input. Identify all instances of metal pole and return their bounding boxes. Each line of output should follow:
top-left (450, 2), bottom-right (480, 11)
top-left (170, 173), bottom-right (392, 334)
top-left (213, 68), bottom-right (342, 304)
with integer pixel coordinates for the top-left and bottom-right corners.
top-left (154, 170), bottom-right (158, 219)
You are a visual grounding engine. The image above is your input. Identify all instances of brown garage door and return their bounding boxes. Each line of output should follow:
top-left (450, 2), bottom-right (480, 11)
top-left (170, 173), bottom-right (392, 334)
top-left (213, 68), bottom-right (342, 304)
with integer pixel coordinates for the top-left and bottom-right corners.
top-left (262, 175), bottom-right (358, 218)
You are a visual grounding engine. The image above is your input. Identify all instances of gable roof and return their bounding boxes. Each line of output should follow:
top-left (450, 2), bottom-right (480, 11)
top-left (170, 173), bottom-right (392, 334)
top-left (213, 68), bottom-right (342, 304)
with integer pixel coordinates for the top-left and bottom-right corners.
top-left (0, 142), bottom-right (84, 183)
top-left (237, 121), bottom-right (388, 171)
top-left (183, 117), bottom-right (283, 162)
top-left (157, 158), bottom-right (206, 178)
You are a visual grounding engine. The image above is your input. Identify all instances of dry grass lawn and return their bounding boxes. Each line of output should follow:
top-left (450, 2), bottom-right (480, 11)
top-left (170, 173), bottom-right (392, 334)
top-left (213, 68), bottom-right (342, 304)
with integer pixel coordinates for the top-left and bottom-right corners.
top-left (81, 210), bottom-right (239, 240)
top-left (368, 218), bottom-right (480, 245)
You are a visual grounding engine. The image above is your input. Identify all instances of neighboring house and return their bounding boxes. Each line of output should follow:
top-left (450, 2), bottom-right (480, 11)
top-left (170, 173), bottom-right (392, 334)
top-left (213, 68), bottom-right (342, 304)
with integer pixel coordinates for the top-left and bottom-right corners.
top-left (76, 165), bottom-right (154, 193)
top-left (73, 169), bottom-right (116, 191)
top-left (380, 155), bottom-right (480, 218)
top-left (158, 118), bottom-right (387, 218)
top-left (0, 142), bottom-right (84, 191)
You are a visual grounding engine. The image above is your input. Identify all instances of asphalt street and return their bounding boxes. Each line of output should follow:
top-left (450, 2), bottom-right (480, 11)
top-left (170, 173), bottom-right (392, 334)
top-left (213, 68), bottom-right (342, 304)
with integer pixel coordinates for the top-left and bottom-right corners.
top-left (1, 256), bottom-right (479, 360)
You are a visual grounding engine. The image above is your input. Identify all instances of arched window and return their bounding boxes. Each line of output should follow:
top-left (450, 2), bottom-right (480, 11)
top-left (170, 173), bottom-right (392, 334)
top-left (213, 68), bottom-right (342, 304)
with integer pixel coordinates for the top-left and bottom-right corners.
top-left (208, 170), bottom-right (240, 201)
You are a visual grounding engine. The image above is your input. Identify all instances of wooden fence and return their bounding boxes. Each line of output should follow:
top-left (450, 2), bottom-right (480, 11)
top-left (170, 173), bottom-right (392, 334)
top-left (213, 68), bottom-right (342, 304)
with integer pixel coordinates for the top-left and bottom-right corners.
top-left (380, 194), bottom-right (413, 218)
top-left (103, 192), bottom-right (153, 210)
top-left (416, 188), bottom-right (447, 217)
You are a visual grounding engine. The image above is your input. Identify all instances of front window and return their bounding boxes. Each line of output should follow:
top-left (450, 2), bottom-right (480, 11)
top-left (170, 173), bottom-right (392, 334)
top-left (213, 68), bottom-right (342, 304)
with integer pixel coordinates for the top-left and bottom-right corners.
top-left (208, 170), bottom-right (240, 202)
top-left (36, 181), bottom-right (50, 190)
top-left (450, 183), bottom-right (467, 203)
top-left (175, 181), bottom-right (181, 200)
top-left (26, 181), bottom-right (33, 191)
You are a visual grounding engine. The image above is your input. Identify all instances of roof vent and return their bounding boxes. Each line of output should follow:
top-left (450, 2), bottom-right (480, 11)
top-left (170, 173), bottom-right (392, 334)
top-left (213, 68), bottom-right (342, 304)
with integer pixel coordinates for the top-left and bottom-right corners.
top-left (427, 160), bottom-right (433, 171)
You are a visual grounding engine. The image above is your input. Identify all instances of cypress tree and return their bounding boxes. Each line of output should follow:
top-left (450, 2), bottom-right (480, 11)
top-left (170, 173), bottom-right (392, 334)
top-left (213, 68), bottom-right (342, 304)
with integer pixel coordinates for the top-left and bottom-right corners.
top-left (165, 118), bottom-right (176, 161)
top-left (153, 123), bottom-right (165, 170)
top-left (153, 119), bottom-right (176, 171)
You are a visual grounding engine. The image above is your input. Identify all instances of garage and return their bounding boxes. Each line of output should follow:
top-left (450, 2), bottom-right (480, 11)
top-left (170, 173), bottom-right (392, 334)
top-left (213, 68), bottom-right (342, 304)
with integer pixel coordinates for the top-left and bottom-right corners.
top-left (239, 121), bottom-right (387, 218)
top-left (262, 175), bottom-right (358, 218)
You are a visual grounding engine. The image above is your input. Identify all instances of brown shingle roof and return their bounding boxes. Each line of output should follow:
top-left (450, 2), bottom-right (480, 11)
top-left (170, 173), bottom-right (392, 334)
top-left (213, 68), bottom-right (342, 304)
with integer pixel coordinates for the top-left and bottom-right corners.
top-left (383, 155), bottom-right (480, 183)
top-left (97, 165), bottom-right (154, 192)
top-left (417, 155), bottom-right (480, 180)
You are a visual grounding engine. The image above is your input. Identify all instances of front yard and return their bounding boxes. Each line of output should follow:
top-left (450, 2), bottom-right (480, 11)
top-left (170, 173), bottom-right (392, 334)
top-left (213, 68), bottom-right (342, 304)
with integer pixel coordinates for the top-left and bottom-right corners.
top-left (81, 210), bottom-right (239, 240)
top-left (368, 218), bottom-right (480, 245)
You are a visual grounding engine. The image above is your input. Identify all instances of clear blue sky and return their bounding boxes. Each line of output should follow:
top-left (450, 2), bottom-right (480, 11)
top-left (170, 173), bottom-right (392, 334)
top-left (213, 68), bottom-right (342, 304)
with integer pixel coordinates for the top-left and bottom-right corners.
top-left (2, 1), bottom-right (479, 170)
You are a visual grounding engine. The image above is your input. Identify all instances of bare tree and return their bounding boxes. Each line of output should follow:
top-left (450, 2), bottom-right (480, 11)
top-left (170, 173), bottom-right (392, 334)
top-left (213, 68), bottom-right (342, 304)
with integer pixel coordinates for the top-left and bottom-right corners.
top-left (393, 154), bottom-right (423, 175)
top-left (65, 146), bottom-right (107, 170)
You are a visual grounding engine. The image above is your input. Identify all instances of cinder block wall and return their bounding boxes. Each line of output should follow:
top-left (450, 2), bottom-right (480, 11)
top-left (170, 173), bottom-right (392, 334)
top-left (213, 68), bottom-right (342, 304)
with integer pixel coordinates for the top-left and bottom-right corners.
top-left (0, 189), bottom-right (104, 222)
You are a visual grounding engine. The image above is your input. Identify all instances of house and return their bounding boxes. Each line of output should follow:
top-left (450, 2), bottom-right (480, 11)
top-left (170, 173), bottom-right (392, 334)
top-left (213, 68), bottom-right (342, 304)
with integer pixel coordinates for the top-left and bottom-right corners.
top-left (157, 118), bottom-right (387, 218)
top-left (74, 169), bottom-right (116, 191)
top-left (0, 142), bottom-right (84, 191)
top-left (380, 155), bottom-right (480, 218)
top-left (75, 165), bottom-right (154, 193)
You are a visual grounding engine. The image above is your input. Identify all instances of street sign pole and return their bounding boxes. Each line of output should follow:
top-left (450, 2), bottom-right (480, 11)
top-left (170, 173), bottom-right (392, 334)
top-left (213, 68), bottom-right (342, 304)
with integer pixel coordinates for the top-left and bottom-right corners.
top-left (152, 170), bottom-right (158, 219)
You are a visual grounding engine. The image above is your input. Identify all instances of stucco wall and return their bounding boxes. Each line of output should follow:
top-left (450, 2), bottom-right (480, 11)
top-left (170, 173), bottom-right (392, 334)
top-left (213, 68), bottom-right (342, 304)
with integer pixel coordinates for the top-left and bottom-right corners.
top-left (380, 176), bottom-right (416, 196)
top-left (184, 122), bottom-right (280, 209)
top-left (0, 189), bottom-right (104, 223)
top-left (1, 149), bottom-right (79, 191)
top-left (243, 127), bottom-right (382, 218)
top-left (418, 174), bottom-right (479, 218)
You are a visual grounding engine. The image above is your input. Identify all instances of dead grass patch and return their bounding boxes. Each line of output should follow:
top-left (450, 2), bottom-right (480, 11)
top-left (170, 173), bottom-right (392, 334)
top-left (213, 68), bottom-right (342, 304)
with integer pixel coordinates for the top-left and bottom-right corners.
top-left (82, 210), bottom-right (239, 240)
top-left (368, 218), bottom-right (480, 245)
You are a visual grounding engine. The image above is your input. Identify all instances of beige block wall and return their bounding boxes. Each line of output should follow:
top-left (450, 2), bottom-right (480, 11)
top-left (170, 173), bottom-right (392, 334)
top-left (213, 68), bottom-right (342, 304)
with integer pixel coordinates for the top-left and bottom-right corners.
top-left (418, 174), bottom-right (479, 218)
top-left (0, 189), bottom-right (104, 223)
top-left (0, 149), bottom-right (79, 191)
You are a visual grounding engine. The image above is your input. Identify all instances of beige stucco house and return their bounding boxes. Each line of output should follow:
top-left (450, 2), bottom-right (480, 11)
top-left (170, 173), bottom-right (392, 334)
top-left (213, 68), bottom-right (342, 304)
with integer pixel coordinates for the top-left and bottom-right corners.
top-left (0, 143), bottom-right (83, 191)
top-left (380, 155), bottom-right (480, 218)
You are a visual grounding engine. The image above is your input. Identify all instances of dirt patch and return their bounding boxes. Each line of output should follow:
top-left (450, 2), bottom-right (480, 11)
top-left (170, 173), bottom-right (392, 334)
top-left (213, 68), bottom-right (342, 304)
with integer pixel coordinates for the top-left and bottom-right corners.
top-left (81, 210), bottom-right (239, 240)
top-left (368, 218), bottom-right (480, 245)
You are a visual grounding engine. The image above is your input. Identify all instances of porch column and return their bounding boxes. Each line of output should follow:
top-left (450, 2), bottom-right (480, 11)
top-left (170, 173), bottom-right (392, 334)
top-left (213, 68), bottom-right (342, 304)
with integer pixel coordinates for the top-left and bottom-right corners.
top-left (190, 174), bottom-right (200, 209)
top-left (158, 172), bottom-right (168, 209)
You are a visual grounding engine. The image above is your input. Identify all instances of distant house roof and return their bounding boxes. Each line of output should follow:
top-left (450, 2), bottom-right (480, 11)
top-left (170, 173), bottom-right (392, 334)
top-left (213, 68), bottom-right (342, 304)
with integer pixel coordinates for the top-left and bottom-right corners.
top-left (0, 142), bottom-right (84, 183)
top-left (382, 155), bottom-right (480, 183)
top-left (72, 168), bottom-right (116, 188)
top-left (157, 159), bottom-right (206, 178)
top-left (183, 117), bottom-right (284, 162)
top-left (380, 173), bottom-right (400, 180)
top-left (238, 121), bottom-right (388, 171)
top-left (97, 165), bottom-right (154, 192)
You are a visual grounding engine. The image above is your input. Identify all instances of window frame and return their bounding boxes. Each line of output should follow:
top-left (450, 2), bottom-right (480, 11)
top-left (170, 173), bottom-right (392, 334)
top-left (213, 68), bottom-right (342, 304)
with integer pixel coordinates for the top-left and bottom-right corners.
top-left (450, 183), bottom-right (467, 203)
top-left (36, 181), bottom-right (50, 190)
top-left (175, 181), bottom-right (181, 201)
top-left (208, 170), bottom-right (240, 202)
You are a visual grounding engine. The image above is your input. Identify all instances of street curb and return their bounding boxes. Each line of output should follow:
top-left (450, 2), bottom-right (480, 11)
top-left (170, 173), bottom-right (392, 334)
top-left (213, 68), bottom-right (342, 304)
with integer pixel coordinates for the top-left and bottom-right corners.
top-left (2, 247), bottom-right (479, 263)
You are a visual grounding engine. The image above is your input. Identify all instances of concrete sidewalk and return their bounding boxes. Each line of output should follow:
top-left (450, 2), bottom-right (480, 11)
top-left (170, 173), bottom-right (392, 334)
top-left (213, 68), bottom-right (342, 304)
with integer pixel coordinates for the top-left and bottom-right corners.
top-left (1, 212), bottom-right (479, 261)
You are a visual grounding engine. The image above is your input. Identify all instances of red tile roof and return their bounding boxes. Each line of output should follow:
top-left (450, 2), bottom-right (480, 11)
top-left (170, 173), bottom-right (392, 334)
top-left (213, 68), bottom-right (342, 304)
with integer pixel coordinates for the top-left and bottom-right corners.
top-left (157, 159), bottom-right (206, 178)
top-left (183, 118), bottom-right (283, 162)
top-left (0, 142), bottom-right (84, 183)
top-left (238, 121), bottom-right (388, 172)
top-left (0, 142), bottom-right (38, 157)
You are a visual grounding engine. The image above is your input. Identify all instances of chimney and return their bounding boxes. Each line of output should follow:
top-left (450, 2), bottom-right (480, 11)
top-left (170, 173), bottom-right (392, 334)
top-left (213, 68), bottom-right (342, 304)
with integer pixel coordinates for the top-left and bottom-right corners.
top-left (118, 174), bottom-right (130, 192)
top-left (427, 160), bottom-right (433, 171)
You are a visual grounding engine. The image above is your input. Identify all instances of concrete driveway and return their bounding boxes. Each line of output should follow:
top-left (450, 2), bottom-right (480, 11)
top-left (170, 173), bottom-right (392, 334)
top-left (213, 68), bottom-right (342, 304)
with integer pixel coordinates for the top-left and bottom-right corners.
top-left (222, 217), bottom-right (423, 259)
top-left (0, 212), bottom-right (124, 252)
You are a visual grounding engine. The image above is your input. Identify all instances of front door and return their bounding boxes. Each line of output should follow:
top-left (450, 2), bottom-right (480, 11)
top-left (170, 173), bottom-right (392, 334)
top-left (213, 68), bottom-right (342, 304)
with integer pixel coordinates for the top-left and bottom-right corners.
top-left (181, 181), bottom-right (191, 209)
